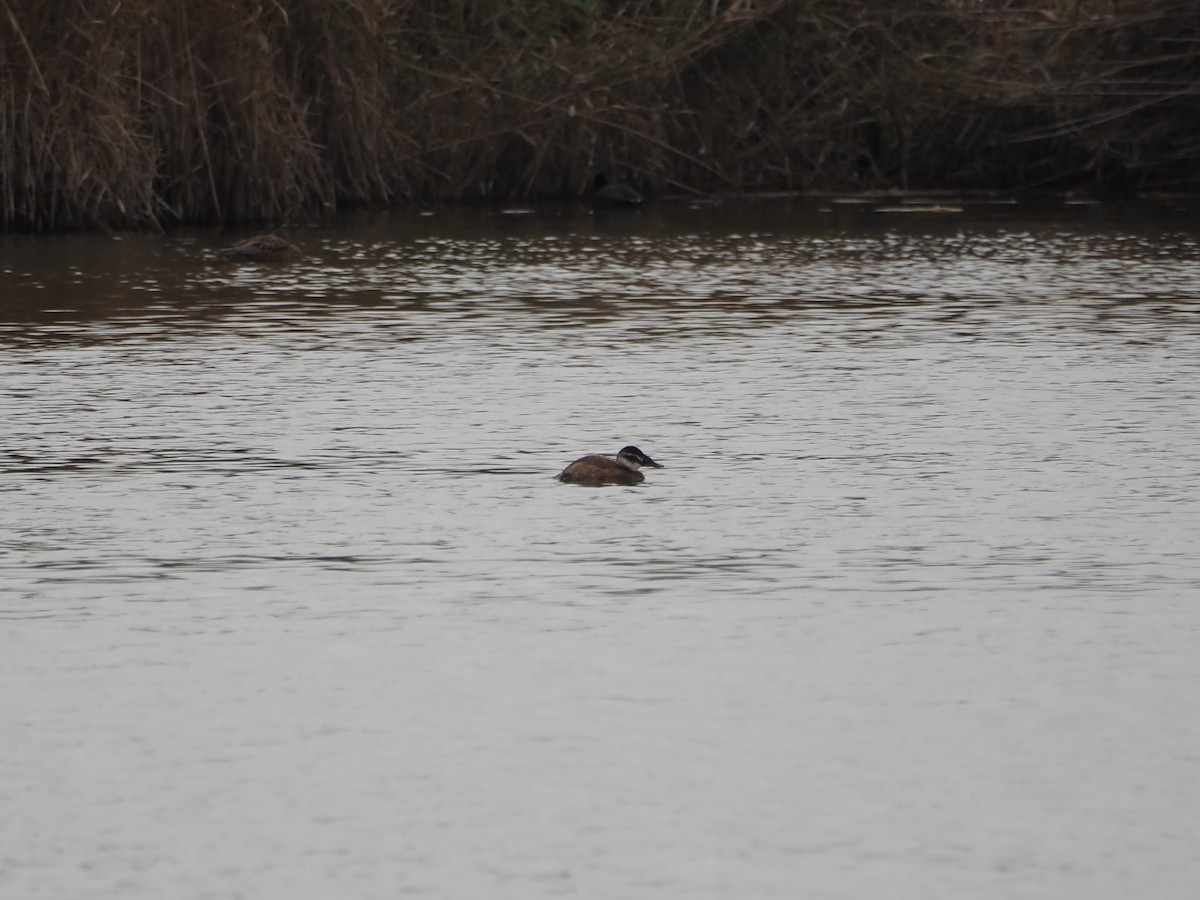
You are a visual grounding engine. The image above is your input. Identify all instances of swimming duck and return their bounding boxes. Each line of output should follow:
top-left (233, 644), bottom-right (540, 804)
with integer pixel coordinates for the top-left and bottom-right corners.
top-left (217, 234), bottom-right (303, 263)
top-left (557, 445), bottom-right (663, 486)
top-left (591, 173), bottom-right (643, 210)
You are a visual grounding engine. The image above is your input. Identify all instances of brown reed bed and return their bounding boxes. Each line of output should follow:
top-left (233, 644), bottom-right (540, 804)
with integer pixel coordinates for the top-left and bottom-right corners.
top-left (2, 0), bottom-right (1198, 231)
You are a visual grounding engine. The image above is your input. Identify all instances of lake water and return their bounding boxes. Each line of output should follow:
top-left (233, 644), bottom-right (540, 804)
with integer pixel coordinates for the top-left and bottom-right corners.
top-left (2, 197), bottom-right (1199, 899)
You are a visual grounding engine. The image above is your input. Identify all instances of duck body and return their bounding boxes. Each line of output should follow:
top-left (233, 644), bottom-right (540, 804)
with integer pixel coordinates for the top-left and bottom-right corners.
top-left (591, 174), bottom-right (643, 210)
top-left (557, 445), bottom-right (663, 486)
top-left (217, 234), bottom-right (303, 263)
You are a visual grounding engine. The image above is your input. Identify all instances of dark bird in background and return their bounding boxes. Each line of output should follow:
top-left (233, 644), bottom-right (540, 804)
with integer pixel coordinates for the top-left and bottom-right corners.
top-left (591, 173), bottom-right (643, 210)
top-left (217, 234), bottom-right (303, 263)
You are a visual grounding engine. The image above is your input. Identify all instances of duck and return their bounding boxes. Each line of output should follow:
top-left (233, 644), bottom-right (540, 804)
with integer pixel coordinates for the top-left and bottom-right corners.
top-left (557, 445), bottom-right (663, 486)
top-left (591, 173), bottom-right (643, 210)
top-left (217, 234), bottom-right (303, 263)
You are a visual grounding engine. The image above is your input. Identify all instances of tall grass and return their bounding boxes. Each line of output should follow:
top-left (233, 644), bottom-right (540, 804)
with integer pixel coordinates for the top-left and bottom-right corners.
top-left (2, 0), bottom-right (1198, 230)
top-left (0, 0), bottom-right (397, 229)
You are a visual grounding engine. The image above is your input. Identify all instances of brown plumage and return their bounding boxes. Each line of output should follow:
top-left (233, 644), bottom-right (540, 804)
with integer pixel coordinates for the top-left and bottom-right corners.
top-left (217, 234), bottom-right (303, 263)
top-left (557, 445), bottom-right (664, 486)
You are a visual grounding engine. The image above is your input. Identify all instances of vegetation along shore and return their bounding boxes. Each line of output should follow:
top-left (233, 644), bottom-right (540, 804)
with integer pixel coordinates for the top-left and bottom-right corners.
top-left (2, 0), bottom-right (1198, 231)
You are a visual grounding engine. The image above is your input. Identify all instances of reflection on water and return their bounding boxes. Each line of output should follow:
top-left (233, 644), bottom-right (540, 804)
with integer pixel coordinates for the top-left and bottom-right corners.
top-left (5, 198), bottom-right (1200, 344)
top-left (3, 198), bottom-right (1200, 900)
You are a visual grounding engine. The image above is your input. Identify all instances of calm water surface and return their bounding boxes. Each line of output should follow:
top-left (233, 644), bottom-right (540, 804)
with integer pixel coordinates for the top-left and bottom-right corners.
top-left (2, 198), bottom-right (1199, 899)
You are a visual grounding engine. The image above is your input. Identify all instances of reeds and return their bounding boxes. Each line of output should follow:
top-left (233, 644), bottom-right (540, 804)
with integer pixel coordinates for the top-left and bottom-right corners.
top-left (2, 0), bottom-right (1199, 231)
top-left (0, 0), bottom-right (399, 229)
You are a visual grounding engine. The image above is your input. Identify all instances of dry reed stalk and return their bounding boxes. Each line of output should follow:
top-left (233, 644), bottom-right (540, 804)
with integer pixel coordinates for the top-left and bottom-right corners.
top-left (2, 0), bottom-right (1199, 231)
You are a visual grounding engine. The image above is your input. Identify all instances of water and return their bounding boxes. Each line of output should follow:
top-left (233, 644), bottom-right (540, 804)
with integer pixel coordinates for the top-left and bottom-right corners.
top-left (2, 198), bottom-right (1199, 899)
